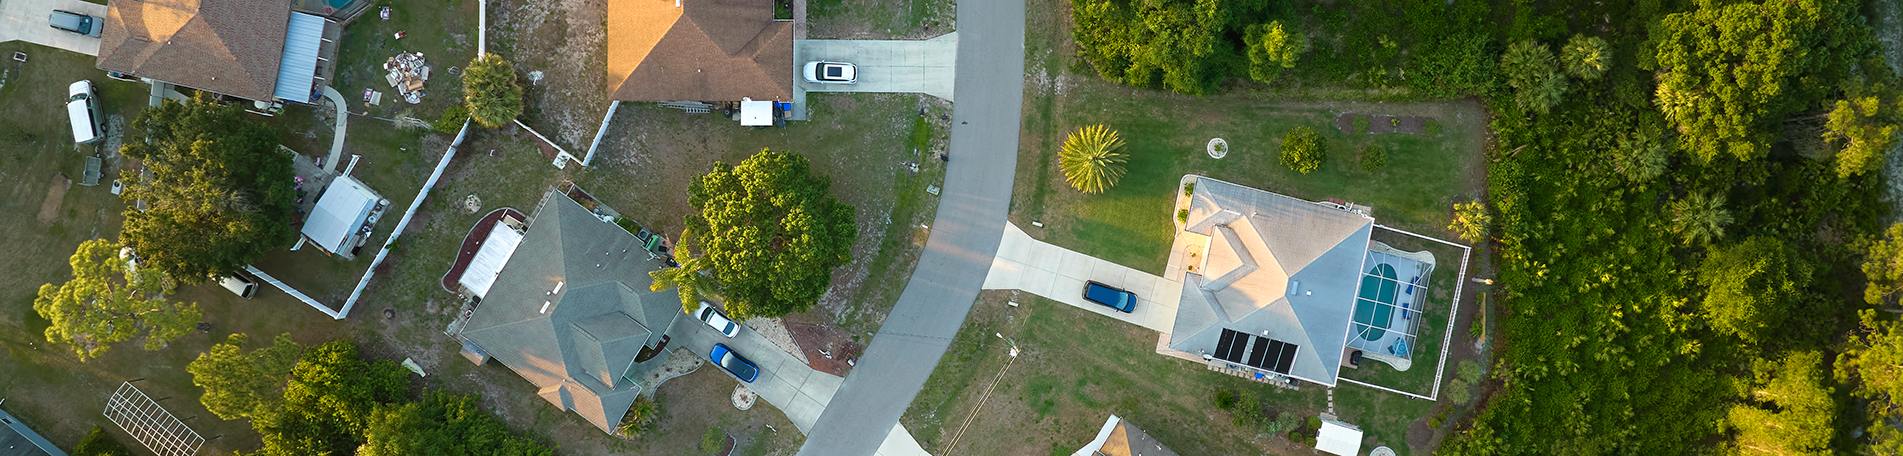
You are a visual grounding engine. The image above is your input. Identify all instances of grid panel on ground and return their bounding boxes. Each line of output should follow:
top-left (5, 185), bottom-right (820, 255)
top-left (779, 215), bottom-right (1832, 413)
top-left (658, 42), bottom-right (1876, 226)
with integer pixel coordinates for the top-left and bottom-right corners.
top-left (103, 382), bottom-right (204, 456)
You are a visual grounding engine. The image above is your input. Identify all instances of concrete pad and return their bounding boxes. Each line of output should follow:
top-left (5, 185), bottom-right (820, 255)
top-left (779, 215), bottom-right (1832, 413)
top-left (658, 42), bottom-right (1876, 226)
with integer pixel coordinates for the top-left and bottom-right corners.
top-left (794, 33), bottom-right (957, 101)
top-left (876, 423), bottom-right (933, 456)
top-left (0, 0), bottom-right (106, 56)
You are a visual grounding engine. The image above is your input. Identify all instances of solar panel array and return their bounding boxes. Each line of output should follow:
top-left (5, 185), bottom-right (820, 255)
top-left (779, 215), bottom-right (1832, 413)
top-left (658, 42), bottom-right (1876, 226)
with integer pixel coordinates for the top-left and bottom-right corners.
top-left (103, 382), bottom-right (203, 456)
top-left (1214, 329), bottom-right (1299, 375)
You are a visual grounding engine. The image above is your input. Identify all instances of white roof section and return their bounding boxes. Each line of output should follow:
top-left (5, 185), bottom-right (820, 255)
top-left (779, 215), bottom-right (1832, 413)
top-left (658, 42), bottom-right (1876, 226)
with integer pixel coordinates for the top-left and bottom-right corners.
top-left (460, 223), bottom-right (526, 298)
top-left (1316, 418), bottom-right (1364, 456)
top-left (301, 175), bottom-right (381, 255)
top-left (1169, 176), bottom-right (1373, 386)
top-left (740, 98), bottom-right (774, 126)
top-left (272, 12), bottom-right (326, 104)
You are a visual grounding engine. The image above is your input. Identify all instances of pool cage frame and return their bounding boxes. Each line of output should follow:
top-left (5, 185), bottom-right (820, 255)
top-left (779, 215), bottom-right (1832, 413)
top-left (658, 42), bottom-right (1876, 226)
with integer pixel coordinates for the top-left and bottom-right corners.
top-left (1345, 247), bottom-right (1433, 362)
top-left (1335, 224), bottom-right (1473, 402)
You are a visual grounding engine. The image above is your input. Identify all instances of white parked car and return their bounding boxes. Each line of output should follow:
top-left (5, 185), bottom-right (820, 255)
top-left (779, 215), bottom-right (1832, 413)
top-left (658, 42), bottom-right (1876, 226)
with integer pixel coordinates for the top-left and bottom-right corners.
top-left (803, 61), bottom-right (856, 84)
top-left (694, 301), bottom-right (740, 338)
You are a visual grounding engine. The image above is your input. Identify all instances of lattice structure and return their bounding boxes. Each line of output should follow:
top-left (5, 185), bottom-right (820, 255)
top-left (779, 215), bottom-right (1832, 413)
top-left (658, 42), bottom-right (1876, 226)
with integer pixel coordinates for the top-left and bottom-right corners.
top-left (103, 382), bottom-right (203, 456)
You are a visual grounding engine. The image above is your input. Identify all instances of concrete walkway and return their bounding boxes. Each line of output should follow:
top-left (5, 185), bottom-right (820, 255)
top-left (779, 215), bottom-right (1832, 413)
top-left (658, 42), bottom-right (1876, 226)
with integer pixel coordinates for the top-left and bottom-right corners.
top-left (794, 33), bottom-right (957, 101)
top-left (984, 222), bottom-right (1183, 332)
top-left (0, 0), bottom-right (105, 55)
top-left (321, 86), bottom-right (347, 173)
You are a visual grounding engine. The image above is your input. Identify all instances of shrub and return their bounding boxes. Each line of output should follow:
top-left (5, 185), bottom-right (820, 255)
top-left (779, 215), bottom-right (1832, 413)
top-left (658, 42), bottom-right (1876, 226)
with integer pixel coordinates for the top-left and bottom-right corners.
top-left (1357, 144), bottom-right (1387, 172)
top-left (1182, 181), bottom-right (1195, 197)
top-left (616, 397), bottom-right (661, 438)
top-left (75, 427), bottom-right (133, 456)
top-left (432, 105), bottom-right (469, 134)
top-left (1449, 200), bottom-right (1490, 244)
top-left (1059, 125), bottom-right (1129, 193)
top-left (1279, 126), bottom-right (1325, 174)
top-left (1177, 209), bottom-right (1189, 224)
top-left (699, 427), bottom-right (726, 455)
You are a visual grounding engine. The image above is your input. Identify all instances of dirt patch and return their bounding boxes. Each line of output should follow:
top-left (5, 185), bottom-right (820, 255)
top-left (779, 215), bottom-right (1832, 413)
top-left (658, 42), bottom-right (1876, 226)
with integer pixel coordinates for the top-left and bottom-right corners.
top-left (1336, 112), bottom-right (1365, 134)
top-left (37, 175), bottom-right (68, 224)
top-left (490, 0), bottom-right (612, 151)
top-left (782, 316), bottom-right (862, 376)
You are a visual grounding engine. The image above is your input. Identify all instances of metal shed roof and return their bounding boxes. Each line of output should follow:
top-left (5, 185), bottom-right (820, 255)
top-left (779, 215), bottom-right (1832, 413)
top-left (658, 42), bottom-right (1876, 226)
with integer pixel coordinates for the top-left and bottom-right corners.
top-left (272, 12), bottom-right (326, 104)
top-left (301, 175), bottom-right (381, 255)
top-left (459, 223), bottom-right (526, 298)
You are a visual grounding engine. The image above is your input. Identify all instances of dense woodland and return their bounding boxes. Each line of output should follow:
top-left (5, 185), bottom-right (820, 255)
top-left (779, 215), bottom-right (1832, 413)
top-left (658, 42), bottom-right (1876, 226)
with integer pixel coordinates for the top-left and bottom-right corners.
top-left (1070, 0), bottom-right (1903, 453)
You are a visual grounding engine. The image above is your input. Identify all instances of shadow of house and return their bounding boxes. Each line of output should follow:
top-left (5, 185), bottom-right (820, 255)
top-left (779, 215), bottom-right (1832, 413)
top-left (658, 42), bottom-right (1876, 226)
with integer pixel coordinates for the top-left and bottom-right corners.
top-left (458, 189), bottom-right (684, 434)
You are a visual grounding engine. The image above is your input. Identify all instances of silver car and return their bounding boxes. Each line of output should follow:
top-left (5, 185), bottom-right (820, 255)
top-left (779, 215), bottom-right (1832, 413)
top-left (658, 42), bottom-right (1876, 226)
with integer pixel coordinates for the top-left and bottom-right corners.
top-left (694, 301), bottom-right (741, 338)
top-left (803, 61), bottom-right (856, 84)
top-left (49, 10), bottom-right (102, 38)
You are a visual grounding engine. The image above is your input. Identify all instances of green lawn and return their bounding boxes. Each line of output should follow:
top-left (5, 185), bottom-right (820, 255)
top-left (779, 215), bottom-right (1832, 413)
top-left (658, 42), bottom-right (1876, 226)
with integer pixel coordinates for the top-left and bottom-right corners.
top-left (808, 0), bottom-right (954, 39)
top-left (903, 293), bottom-right (1329, 455)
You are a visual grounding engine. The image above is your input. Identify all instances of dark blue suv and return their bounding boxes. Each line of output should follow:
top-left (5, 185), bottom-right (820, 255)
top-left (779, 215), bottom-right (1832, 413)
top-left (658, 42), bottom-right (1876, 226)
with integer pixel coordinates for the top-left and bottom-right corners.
top-left (710, 343), bottom-right (760, 383)
top-left (1083, 281), bottom-right (1137, 313)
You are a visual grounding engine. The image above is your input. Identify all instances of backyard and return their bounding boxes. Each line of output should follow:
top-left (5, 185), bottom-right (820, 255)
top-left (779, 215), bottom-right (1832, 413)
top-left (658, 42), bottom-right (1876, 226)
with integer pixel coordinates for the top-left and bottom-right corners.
top-left (903, 292), bottom-right (1331, 455)
top-left (1015, 0), bottom-right (1489, 275)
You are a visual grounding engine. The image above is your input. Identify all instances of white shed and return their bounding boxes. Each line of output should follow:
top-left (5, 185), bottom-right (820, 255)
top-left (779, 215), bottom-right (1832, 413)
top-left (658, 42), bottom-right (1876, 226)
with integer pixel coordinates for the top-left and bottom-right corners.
top-left (301, 175), bottom-right (385, 259)
top-left (1315, 417), bottom-right (1364, 456)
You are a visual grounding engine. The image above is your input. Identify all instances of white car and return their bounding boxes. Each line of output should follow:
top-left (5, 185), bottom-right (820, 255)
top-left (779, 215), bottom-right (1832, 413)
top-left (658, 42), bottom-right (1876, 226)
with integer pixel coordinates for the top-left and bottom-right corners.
top-left (803, 61), bottom-right (856, 84)
top-left (694, 301), bottom-right (741, 338)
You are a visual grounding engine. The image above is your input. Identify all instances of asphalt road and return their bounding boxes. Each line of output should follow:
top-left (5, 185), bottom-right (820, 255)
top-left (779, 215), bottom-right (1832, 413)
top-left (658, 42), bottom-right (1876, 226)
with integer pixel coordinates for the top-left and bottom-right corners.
top-left (796, 0), bottom-right (1026, 453)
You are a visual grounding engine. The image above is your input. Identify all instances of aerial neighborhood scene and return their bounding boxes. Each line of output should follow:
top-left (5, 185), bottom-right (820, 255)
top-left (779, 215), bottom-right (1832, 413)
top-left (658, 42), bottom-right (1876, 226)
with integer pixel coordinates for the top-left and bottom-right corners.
top-left (4, 0), bottom-right (1903, 454)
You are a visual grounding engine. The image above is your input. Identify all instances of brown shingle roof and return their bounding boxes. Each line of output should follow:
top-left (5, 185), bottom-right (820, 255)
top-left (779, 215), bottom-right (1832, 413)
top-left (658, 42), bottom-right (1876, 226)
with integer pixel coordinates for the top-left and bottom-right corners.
top-left (606, 0), bottom-right (793, 102)
top-left (96, 0), bottom-right (290, 101)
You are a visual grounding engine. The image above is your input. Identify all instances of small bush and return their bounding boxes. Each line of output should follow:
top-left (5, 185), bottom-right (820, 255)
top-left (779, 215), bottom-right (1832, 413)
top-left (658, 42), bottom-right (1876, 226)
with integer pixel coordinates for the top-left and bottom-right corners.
top-left (432, 105), bottom-right (469, 134)
top-left (1177, 209), bottom-right (1190, 224)
top-left (616, 397), bottom-right (661, 438)
top-left (1357, 144), bottom-right (1387, 172)
top-left (699, 427), bottom-right (726, 455)
top-left (1279, 127), bottom-right (1325, 174)
top-left (75, 427), bottom-right (133, 456)
top-left (1183, 181), bottom-right (1196, 197)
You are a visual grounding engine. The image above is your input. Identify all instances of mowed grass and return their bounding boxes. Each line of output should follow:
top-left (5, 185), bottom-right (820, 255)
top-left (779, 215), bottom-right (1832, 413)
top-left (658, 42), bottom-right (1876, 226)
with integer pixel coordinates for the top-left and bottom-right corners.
top-left (1015, 0), bottom-right (1487, 276)
top-left (808, 0), bottom-right (954, 39)
top-left (0, 44), bottom-right (346, 453)
top-left (903, 293), bottom-right (1328, 455)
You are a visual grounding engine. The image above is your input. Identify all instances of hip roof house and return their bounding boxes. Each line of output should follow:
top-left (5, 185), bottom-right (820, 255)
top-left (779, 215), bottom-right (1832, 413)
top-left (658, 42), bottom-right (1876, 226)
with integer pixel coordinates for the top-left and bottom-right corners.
top-left (606, 0), bottom-right (793, 102)
top-left (1169, 177), bottom-right (1373, 387)
top-left (457, 190), bottom-right (682, 434)
top-left (97, 0), bottom-right (340, 105)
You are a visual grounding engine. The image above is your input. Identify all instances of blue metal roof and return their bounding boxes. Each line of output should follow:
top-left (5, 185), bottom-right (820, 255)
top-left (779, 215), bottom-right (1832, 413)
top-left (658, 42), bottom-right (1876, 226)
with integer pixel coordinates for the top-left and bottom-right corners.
top-left (273, 12), bottom-right (327, 104)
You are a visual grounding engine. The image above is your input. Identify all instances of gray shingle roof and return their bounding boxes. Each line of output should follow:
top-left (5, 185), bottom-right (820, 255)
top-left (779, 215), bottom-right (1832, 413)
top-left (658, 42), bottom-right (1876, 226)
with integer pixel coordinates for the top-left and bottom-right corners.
top-left (461, 190), bottom-right (681, 433)
top-left (1169, 177), bottom-right (1372, 386)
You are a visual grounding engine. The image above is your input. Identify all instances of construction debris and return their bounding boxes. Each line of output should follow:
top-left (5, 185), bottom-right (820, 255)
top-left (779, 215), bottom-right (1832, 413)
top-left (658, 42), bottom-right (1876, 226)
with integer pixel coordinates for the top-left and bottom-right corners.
top-left (383, 52), bottom-right (431, 104)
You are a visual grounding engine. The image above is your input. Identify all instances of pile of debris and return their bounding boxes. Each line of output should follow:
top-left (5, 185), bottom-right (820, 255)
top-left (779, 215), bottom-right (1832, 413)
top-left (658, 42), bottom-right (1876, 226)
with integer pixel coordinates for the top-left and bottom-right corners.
top-left (383, 52), bottom-right (431, 104)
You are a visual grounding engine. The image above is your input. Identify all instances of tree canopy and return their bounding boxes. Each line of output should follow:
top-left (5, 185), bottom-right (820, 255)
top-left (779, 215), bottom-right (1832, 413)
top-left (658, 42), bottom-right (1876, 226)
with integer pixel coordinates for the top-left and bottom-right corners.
top-left (1500, 40), bottom-right (1566, 114)
top-left (251, 340), bottom-right (410, 455)
top-left (1070, 0), bottom-right (1251, 95)
top-left (1697, 237), bottom-right (1812, 342)
top-left (1864, 223), bottom-right (1903, 307)
top-left (1724, 351), bottom-right (1836, 455)
top-left (463, 53), bottom-right (525, 128)
top-left (360, 392), bottom-right (551, 456)
top-left (1278, 126), bottom-right (1324, 174)
top-left (187, 333), bottom-right (304, 420)
top-left (1559, 34), bottom-right (1610, 81)
top-left (121, 98), bottom-right (296, 280)
top-left (1823, 90), bottom-right (1900, 178)
top-left (1245, 21), bottom-right (1306, 84)
top-left (663, 149), bottom-right (857, 320)
top-left (1651, 0), bottom-right (1869, 161)
top-left (34, 238), bottom-right (201, 361)
top-left (1838, 310), bottom-right (1903, 453)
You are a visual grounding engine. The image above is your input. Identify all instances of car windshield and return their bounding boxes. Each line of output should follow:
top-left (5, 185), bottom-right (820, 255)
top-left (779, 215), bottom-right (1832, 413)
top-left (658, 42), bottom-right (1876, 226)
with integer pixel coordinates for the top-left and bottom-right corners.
top-left (721, 353), bottom-right (756, 377)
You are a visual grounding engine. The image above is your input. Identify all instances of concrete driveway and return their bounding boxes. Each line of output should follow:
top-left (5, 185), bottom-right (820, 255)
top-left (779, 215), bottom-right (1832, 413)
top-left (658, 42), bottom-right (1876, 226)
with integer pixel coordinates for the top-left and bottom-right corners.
top-left (0, 0), bottom-right (107, 56)
top-left (984, 222), bottom-right (1183, 332)
top-left (794, 32), bottom-right (957, 101)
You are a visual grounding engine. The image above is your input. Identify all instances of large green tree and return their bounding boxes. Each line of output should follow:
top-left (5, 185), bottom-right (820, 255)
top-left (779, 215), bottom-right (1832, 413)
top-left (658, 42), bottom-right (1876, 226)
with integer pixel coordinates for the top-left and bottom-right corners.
top-left (1697, 236), bottom-right (1811, 342)
top-left (660, 149), bottom-right (857, 320)
top-left (1725, 351), bottom-right (1836, 455)
top-left (1864, 223), bottom-right (1903, 307)
top-left (463, 53), bottom-right (525, 128)
top-left (252, 340), bottom-right (409, 456)
top-left (187, 333), bottom-right (304, 420)
top-left (1244, 21), bottom-right (1306, 84)
top-left (1823, 90), bottom-right (1900, 178)
top-left (1669, 192), bottom-right (1732, 246)
top-left (1839, 310), bottom-right (1903, 453)
top-left (1559, 34), bottom-right (1610, 82)
top-left (34, 239), bottom-right (201, 361)
top-left (1651, 0), bottom-right (1870, 161)
top-left (360, 392), bottom-right (550, 456)
top-left (121, 98), bottom-right (295, 280)
top-left (1070, 0), bottom-right (1245, 95)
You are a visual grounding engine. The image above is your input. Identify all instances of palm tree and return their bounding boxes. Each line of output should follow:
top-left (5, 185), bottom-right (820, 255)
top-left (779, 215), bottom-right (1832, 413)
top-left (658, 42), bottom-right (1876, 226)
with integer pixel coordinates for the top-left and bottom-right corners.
top-left (1059, 125), bottom-right (1128, 193)
top-left (1670, 192), bottom-right (1732, 246)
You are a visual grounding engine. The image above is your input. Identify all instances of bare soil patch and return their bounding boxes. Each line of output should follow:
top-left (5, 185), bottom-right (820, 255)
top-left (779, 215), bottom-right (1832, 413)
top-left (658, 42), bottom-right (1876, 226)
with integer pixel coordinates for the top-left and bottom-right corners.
top-left (37, 175), bottom-right (67, 224)
top-left (489, 0), bottom-right (611, 151)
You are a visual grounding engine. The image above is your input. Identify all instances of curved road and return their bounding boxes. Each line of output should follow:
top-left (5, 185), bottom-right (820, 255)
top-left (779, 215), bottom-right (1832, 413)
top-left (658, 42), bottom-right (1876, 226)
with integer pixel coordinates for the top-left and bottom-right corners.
top-left (797, 0), bottom-right (1026, 454)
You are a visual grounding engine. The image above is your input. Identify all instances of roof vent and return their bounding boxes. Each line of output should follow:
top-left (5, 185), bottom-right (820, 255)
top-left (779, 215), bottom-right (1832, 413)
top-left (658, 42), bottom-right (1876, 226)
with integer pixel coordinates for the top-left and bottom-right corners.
top-left (1288, 280), bottom-right (1301, 296)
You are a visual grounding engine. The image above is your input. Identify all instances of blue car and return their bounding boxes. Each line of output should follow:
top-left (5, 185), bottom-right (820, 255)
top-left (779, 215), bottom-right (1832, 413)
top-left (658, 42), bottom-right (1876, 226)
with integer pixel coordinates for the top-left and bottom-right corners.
top-left (1083, 281), bottom-right (1137, 313)
top-left (710, 343), bottom-right (760, 383)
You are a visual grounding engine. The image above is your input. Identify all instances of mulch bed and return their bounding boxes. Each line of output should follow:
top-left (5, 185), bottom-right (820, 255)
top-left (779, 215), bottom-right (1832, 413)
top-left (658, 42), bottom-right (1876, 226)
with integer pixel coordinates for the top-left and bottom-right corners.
top-left (783, 317), bottom-right (863, 377)
top-left (439, 207), bottom-right (527, 293)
